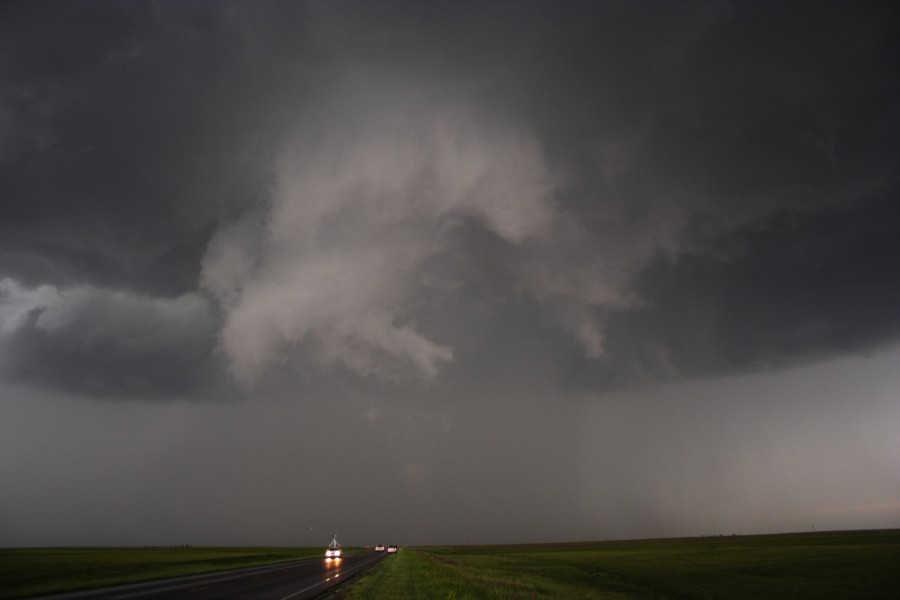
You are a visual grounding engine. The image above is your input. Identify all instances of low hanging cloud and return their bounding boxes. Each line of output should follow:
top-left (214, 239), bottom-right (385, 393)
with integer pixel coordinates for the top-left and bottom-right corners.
top-left (0, 278), bottom-right (217, 398)
top-left (203, 101), bottom-right (539, 385)
top-left (201, 93), bottom-right (654, 387)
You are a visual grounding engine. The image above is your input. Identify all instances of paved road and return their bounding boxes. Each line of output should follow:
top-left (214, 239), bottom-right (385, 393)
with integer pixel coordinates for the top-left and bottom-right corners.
top-left (35, 552), bottom-right (386, 600)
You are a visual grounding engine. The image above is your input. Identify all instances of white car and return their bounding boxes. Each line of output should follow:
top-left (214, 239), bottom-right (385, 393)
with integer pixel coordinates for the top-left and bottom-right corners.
top-left (387, 545), bottom-right (398, 553)
top-left (325, 535), bottom-right (342, 559)
top-left (374, 544), bottom-right (386, 552)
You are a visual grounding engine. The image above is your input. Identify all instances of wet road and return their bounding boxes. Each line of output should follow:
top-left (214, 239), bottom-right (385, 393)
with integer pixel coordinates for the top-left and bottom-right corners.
top-left (35, 552), bottom-right (386, 600)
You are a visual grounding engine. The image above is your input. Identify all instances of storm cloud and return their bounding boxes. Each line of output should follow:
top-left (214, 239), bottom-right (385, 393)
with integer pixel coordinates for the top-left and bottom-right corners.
top-left (0, 278), bottom-right (217, 398)
top-left (1, 1), bottom-right (899, 546)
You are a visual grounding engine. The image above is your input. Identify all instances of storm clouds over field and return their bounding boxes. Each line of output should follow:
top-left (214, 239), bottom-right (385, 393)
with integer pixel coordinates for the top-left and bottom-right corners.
top-left (2, 1), bottom-right (899, 546)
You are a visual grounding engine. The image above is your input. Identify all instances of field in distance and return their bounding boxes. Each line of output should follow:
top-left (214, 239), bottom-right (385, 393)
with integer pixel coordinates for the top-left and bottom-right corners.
top-left (335, 530), bottom-right (900, 600)
top-left (0, 546), bottom-right (338, 599)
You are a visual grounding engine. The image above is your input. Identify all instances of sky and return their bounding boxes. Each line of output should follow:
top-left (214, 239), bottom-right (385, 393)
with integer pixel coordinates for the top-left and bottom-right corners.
top-left (1, 0), bottom-right (899, 547)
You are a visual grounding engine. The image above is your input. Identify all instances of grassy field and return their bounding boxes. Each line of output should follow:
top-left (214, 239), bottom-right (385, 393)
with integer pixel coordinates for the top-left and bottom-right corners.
top-left (0, 546), bottom-right (333, 599)
top-left (335, 530), bottom-right (900, 599)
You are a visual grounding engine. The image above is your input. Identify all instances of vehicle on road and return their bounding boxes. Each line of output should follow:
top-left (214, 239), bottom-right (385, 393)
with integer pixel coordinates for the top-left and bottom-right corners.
top-left (387, 545), bottom-right (398, 553)
top-left (374, 544), bottom-right (385, 552)
top-left (325, 535), bottom-right (342, 559)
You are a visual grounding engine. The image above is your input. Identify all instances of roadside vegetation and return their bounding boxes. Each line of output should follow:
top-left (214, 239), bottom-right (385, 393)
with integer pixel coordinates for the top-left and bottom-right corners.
top-left (338, 530), bottom-right (900, 599)
top-left (0, 546), bottom-right (332, 599)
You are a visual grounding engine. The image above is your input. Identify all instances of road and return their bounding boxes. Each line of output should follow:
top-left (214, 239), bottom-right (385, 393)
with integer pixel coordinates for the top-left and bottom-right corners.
top-left (35, 551), bottom-right (386, 600)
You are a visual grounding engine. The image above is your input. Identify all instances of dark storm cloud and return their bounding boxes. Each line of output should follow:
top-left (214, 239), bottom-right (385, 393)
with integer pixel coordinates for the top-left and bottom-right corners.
top-left (0, 1), bottom-right (319, 295)
top-left (494, 0), bottom-right (900, 388)
top-left (0, 279), bottom-right (218, 398)
top-left (3, 1), bottom-right (900, 549)
top-left (1, 0), bottom-right (899, 394)
top-left (0, 1), bottom-right (321, 396)
top-left (597, 192), bottom-right (900, 385)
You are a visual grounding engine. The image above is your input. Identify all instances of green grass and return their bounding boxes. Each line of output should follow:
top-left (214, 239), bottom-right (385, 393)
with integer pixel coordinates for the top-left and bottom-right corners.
top-left (0, 546), bottom-right (337, 599)
top-left (337, 530), bottom-right (900, 599)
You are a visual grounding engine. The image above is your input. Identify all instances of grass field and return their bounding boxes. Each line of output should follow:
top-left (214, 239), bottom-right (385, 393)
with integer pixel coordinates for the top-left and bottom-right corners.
top-left (0, 546), bottom-right (332, 599)
top-left (336, 530), bottom-right (900, 599)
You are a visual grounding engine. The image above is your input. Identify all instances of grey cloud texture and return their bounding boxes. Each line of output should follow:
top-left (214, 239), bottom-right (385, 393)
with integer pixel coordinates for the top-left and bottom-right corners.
top-left (3, 1), bottom-right (898, 393)
top-left (200, 91), bottom-right (647, 385)
top-left (0, 278), bottom-right (217, 398)
top-left (2, 1), bottom-right (900, 547)
top-left (592, 193), bottom-right (900, 386)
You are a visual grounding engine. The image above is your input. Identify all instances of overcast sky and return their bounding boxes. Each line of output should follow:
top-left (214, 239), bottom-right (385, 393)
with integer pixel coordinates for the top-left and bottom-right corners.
top-left (2, 0), bottom-right (899, 547)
